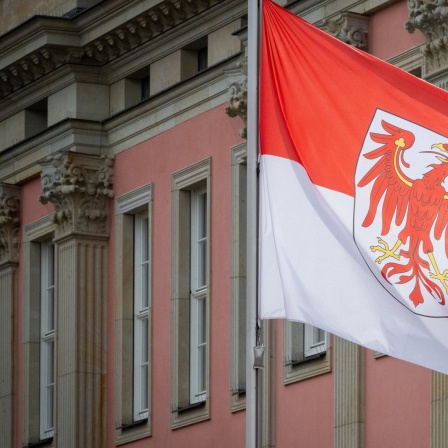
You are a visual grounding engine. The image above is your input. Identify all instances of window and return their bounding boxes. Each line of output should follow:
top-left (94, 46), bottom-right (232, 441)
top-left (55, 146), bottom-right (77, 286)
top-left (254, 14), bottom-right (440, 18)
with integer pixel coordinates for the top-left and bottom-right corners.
top-left (133, 211), bottom-right (150, 421)
top-left (304, 325), bottom-right (326, 358)
top-left (283, 321), bottom-right (331, 384)
top-left (171, 158), bottom-right (210, 428)
top-left (141, 76), bottom-right (150, 101)
top-left (197, 46), bottom-right (208, 72)
top-left (115, 184), bottom-right (152, 444)
top-left (230, 143), bottom-right (247, 411)
top-left (40, 239), bottom-right (56, 441)
top-left (22, 215), bottom-right (56, 447)
top-left (190, 187), bottom-right (208, 404)
top-left (184, 36), bottom-right (208, 75)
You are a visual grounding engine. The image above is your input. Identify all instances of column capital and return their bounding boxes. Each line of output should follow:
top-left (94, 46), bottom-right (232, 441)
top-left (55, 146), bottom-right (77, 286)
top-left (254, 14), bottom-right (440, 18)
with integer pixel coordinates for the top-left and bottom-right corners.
top-left (321, 12), bottom-right (369, 50)
top-left (406, 0), bottom-right (448, 74)
top-left (0, 183), bottom-right (20, 265)
top-left (226, 76), bottom-right (247, 139)
top-left (39, 151), bottom-right (115, 238)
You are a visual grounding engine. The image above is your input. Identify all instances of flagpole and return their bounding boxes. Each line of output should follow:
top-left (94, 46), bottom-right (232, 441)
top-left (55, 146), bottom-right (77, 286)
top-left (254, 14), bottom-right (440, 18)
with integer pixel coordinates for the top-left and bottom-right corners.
top-left (246, 0), bottom-right (261, 446)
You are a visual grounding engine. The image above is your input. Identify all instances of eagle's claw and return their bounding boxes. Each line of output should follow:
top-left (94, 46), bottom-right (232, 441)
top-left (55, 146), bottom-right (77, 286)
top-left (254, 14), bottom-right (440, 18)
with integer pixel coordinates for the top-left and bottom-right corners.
top-left (429, 269), bottom-right (448, 294)
top-left (370, 237), bottom-right (401, 264)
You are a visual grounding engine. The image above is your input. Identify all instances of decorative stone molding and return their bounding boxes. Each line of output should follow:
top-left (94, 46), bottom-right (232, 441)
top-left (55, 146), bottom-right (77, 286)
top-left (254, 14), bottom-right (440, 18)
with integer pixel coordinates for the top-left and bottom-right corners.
top-left (0, 0), bottom-right (225, 98)
top-left (0, 184), bottom-right (20, 265)
top-left (406, 0), bottom-right (448, 74)
top-left (226, 76), bottom-right (247, 139)
top-left (322, 12), bottom-right (369, 50)
top-left (39, 152), bottom-right (114, 238)
top-left (225, 25), bottom-right (248, 139)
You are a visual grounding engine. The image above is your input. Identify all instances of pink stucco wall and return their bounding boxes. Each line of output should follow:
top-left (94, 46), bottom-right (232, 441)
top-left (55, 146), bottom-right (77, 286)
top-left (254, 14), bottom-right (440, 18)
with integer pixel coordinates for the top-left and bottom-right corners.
top-left (275, 322), bottom-right (334, 447)
top-left (368, 0), bottom-right (425, 61)
top-left (108, 104), bottom-right (245, 447)
top-left (365, 351), bottom-right (430, 447)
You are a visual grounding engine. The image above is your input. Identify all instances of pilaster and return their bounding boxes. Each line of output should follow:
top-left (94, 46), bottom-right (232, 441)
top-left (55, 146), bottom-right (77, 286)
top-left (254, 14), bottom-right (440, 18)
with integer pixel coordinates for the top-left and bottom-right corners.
top-left (431, 371), bottom-right (448, 447)
top-left (334, 337), bottom-right (365, 448)
top-left (39, 152), bottom-right (114, 448)
top-left (0, 183), bottom-right (20, 448)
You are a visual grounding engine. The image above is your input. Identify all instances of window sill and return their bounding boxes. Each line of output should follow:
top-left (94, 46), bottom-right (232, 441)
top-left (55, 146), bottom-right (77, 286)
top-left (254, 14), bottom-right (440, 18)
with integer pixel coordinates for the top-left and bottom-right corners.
top-left (25, 438), bottom-right (53, 448)
top-left (175, 400), bottom-right (206, 414)
top-left (285, 351), bottom-right (326, 367)
top-left (116, 417), bottom-right (148, 431)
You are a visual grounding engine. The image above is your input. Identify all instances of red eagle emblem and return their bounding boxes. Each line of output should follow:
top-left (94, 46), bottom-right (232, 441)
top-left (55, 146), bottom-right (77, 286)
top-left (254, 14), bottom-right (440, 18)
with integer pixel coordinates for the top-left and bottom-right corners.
top-left (355, 112), bottom-right (448, 316)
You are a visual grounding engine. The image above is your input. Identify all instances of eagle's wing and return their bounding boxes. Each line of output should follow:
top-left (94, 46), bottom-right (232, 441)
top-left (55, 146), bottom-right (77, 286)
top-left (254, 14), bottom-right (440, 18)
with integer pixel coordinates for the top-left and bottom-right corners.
top-left (435, 198), bottom-right (448, 257)
top-left (357, 120), bottom-right (414, 235)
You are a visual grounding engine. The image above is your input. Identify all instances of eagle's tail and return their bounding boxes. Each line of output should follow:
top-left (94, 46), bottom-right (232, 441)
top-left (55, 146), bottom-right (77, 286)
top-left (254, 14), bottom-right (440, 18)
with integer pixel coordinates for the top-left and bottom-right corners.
top-left (382, 237), bottom-right (445, 307)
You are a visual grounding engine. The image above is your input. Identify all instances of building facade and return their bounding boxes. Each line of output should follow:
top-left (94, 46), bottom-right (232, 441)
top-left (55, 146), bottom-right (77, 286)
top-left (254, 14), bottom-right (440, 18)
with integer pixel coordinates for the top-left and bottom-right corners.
top-left (0, 0), bottom-right (447, 447)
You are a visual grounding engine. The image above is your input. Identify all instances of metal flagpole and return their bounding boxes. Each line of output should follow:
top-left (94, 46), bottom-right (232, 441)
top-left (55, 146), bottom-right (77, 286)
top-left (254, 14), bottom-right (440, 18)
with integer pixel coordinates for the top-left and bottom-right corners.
top-left (246, 0), bottom-right (261, 446)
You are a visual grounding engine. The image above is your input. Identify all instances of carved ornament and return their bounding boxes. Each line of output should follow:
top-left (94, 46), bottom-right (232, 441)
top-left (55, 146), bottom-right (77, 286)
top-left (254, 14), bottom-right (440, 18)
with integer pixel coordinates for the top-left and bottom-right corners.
top-left (226, 77), bottom-right (247, 139)
top-left (0, 184), bottom-right (20, 265)
top-left (406, 0), bottom-right (448, 73)
top-left (39, 152), bottom-right (114, 238)
top-left (321, 12), bottom-right (369, 50)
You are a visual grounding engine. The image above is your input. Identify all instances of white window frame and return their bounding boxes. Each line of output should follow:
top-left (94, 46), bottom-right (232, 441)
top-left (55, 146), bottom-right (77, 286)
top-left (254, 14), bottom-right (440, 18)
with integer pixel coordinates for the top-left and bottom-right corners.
top-left (171, 158), bottom-right (210, 429)
top-left (115, 184), bottom-right (152, 444)
top-left (133, 211), bottom-right (150, 421)
top-left (189, 187), bottom-right (208, 404)
top-left (304, 324), bottom-right (327, 358)
top-left (23, 215), bottom-right (56, 447)
top-left (40, 239), bottom-right (56, 440)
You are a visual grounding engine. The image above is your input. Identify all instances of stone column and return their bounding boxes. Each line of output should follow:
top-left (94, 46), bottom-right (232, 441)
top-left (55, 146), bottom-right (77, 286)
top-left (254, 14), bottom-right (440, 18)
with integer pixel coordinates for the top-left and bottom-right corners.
top-left (39, 151), bottom-right (114, 448)
top-left (334, 337), bottom-right (365, 448)
top-left (0, 184), bottom-right (20, 448)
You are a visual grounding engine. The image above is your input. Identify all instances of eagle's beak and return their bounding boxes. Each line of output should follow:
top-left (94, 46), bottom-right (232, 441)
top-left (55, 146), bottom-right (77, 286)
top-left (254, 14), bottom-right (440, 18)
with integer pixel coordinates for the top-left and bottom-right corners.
top-left (431, 143), bottom-right (448, 163)
top-left (431, 143), bottom-right (448, 152)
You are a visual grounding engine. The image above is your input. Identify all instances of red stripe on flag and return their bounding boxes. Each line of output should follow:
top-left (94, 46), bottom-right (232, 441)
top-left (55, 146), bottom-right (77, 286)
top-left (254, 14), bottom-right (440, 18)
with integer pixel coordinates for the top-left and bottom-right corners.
top-left (260, 0), bottom-right (448, 197)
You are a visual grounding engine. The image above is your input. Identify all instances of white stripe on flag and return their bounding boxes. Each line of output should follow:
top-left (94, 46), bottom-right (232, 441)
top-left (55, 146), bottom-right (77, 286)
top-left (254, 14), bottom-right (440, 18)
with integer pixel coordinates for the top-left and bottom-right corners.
top-left (260, 154), bottom-right (448, 374)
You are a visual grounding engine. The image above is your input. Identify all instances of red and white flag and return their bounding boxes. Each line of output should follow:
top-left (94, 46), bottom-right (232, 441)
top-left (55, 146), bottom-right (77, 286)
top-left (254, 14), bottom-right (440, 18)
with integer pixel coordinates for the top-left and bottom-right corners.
top-left (259, 0), bottom-right (448, 373)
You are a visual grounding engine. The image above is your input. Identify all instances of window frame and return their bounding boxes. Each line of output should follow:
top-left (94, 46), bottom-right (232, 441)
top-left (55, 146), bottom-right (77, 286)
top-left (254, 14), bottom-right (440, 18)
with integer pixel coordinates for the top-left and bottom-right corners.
top-left (39, 239), bottom-right (56, 441)
top-left (189, 186), bottom-right (208, 405)
top-left (115, 184), bottom-right (152, 445)
top-left (22, 215), bottom-right (56, 448)
top-left (171, 158), bottom-right (211, 429)
top-left (133, 211), bottom-right (150, 422)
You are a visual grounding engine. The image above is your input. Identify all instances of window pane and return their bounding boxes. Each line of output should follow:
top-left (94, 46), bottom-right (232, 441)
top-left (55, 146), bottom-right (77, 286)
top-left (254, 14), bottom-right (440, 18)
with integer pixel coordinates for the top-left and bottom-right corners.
top-left (47, 288), bottom-right (55, 333)
top-left (198, 241), bottom-right (206, 288)
top-left (198, 345), bottom-right (205, 393)
top-left (141, 262), bottom-right (149, 309)
top-left (141, 363), bottom-right (148, 411)
top-left (47, 243), bottom-right (55, 286)
top-left (47, 340), bottom-right (54, 384)
top-left (141, 318), bottom-right (148, 363)
top-left (198, 298), bottom-right (206, 344)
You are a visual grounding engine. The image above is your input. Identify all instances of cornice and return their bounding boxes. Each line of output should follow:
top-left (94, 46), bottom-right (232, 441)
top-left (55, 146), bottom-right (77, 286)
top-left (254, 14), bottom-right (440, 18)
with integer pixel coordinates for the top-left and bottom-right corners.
top-left (0, 55), bottom-right (240, 184)
top-left (0, 0), bottom-right (227, 99)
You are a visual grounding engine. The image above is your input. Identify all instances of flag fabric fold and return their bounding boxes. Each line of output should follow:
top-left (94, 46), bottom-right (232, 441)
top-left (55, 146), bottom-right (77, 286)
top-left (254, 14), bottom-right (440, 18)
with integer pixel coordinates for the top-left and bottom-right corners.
top-left (259, 0), bottom-right (448, 374)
